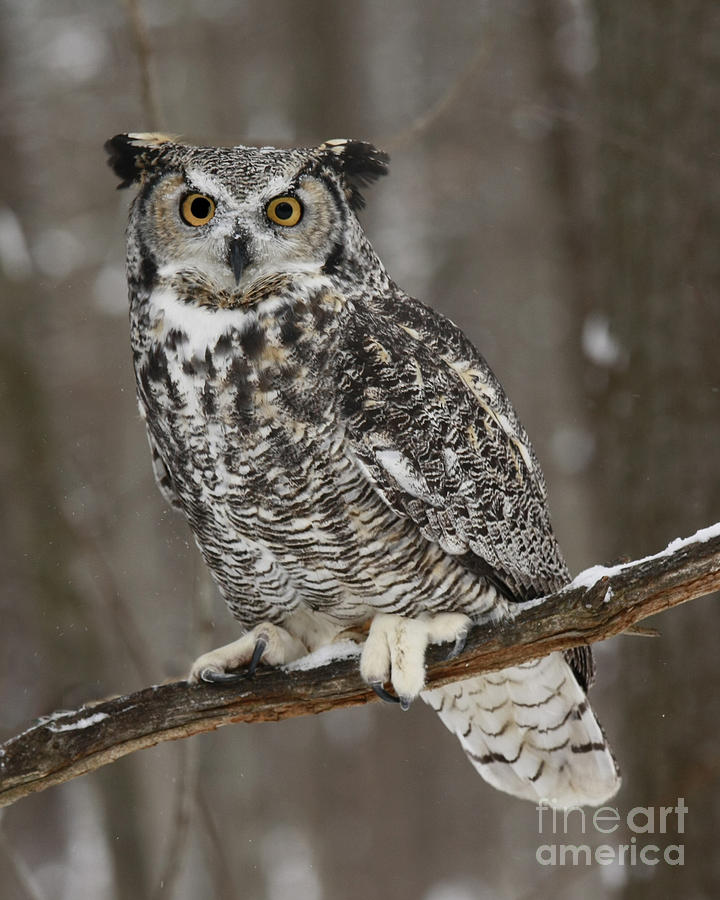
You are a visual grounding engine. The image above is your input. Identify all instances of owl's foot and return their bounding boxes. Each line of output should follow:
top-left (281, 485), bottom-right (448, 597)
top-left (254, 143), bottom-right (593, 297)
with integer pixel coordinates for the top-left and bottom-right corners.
top-left (198, 636), bottom-right (267, 684)
top-left (188, 623), bottom-right (307, 684)
top-left (360, 612), bottom-right (470, 710)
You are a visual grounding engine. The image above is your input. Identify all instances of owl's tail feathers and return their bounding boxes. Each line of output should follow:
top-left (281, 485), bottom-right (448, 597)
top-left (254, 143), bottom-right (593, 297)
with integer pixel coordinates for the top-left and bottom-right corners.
top-left (421, 652), bottom-right (620, 808)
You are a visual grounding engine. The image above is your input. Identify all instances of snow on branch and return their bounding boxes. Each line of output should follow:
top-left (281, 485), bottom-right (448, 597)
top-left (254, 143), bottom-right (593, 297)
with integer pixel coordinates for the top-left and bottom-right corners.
top-left (2, 525), bottom-right (719, 808)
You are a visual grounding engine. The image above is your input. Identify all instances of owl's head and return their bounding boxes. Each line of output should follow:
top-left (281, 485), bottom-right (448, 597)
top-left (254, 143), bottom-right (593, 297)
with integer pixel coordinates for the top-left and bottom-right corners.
top-left (105, 133), bottom-right (389, 296)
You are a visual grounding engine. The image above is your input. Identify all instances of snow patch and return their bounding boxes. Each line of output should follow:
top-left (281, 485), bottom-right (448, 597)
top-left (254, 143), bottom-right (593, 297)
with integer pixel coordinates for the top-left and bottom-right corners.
top-left (582, 313), bottom-right (622, 367)
top-left (506, 522), bottom-right (720, 611)
top-left (570, 564), bottom-right (619, 590)
top-left (46, 712), bottom-right (109, 733)
top-left (569, 522), bottom-right (720, 591)
top-left (508, 594), bottom-right (548, 615)
top-left (666, 522), bottom-right (720, 552)
top-left (0, 207), bottom-right (32, 279)
top-left (283, 640), bottom-right (361, 672)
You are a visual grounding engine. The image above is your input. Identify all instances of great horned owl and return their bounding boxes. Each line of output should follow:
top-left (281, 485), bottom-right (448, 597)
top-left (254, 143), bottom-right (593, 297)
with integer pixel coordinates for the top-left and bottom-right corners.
top-left (105, 132), bottom-right (620, 807)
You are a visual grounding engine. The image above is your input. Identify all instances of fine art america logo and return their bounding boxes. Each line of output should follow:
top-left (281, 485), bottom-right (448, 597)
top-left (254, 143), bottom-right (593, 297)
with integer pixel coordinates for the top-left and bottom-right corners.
top-left (536, 799), bottom-right (687, 867)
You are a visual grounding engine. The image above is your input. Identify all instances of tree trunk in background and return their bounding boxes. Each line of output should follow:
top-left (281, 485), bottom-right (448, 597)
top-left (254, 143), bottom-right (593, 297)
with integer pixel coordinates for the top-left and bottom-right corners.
top-left (584, 2), bottom-right (719, 895)
top-left (533, 1), bottom-right (720, 893)
top-left (0, 8), bottom-right (152, 897)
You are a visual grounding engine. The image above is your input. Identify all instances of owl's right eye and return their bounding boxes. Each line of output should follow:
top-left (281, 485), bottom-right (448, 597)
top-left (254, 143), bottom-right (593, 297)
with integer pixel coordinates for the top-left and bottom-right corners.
top-left (180, 193), bottom-right (216, 227)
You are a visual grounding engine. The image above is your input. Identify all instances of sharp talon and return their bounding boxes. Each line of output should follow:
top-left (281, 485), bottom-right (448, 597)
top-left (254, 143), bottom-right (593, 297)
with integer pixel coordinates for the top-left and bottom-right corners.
top-left (447, 630), bottom-right (468, 660)
top-left (246, 635), bottom-right (268, 678)
top-left (399, 697), bottom-right (412, 711)
top-left (371, 682), bottom-right (401, 704)
top-left (200, 668), bottom-right (245, 684)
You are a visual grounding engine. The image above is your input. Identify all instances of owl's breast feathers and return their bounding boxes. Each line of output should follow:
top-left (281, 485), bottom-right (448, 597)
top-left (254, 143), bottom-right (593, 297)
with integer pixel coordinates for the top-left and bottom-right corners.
top-left (132, 277), bottom-right (567, 631)
top-left (134, 278), bottom-right (345, 431)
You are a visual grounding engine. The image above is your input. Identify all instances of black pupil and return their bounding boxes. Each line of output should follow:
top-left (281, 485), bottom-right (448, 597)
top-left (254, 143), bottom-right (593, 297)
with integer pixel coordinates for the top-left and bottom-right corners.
top-left (274, 201), bottom-right (294, 220)
top-left (190, 196), bottom-right (211, 219)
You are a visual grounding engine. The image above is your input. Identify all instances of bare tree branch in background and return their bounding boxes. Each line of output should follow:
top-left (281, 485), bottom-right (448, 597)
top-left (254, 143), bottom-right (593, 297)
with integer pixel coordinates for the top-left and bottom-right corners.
top-left (1, 526), bottom-right (718, 809)
top-left (123, 0), bottom-right (162, 131)
top-left (381, 41), bottom-right (491, 151)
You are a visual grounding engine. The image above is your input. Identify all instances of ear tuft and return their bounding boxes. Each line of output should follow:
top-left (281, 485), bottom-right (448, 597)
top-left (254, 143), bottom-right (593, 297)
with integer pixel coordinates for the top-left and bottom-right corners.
top-left (104, 133), bottom-right (178, 189)
top-left (319, 139), bottom-right (389, 210)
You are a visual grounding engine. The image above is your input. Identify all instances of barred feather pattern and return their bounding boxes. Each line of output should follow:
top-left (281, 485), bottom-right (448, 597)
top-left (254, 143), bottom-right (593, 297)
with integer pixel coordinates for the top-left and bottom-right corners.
top-left (422, 656), bottom-right (619, 807)
top-left (111, 134), bottom-right (620, 807)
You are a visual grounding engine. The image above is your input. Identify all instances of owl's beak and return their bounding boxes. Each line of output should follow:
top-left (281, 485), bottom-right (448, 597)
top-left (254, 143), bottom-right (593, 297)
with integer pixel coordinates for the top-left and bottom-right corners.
top-left (227, 233), bottom-right (251, 284)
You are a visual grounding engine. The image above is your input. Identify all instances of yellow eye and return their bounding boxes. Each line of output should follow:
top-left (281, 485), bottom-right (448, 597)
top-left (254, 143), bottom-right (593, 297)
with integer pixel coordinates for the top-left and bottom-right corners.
top-left (266, 196), bottom-right (303, 227)
top-left (180, 193), bottom-right (216, 226)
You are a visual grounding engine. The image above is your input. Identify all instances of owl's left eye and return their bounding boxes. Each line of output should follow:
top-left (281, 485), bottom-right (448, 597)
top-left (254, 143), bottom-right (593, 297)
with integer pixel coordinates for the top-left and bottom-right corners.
top-left (266, 196), bottom-right (303, 227)
top-left (180, 193), bottom-right (216, 227)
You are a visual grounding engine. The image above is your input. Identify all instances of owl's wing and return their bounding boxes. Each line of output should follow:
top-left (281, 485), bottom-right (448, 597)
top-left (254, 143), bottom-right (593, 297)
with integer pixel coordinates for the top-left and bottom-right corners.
top-left (145, 427), bottom-right (182, 510)
top-left (338, 294), bottom-right (570, 603)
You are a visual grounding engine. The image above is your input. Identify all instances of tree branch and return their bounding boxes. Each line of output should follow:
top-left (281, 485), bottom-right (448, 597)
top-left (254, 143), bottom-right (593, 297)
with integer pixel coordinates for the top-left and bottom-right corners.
top-left (2, 526), bottom-right (719, 808)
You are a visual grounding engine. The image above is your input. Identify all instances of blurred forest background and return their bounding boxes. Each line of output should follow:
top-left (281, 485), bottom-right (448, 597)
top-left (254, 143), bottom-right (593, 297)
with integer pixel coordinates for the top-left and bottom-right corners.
top-left (1, 1), bottom-right (719, 898)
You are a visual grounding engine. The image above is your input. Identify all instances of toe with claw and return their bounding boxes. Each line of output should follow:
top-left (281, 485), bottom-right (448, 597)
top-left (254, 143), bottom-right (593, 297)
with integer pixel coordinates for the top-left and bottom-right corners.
top-left (200, 668), bottom-right (246, 684)
top-left (198, 633), bottom-right (269, 683)
top-left (370, 682), bottom-right (401, 705)
top-left (361, 612), bottom-right (471, 708)
top-left (447, 627), bottom-right (469, 660)
top-left (188, 623), bottom-right (307, 685)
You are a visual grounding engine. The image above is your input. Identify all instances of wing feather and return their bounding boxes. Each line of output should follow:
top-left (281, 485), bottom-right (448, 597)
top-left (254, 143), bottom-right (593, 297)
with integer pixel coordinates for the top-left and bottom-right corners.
top-left (337, 292), bottom-right (570, 601)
